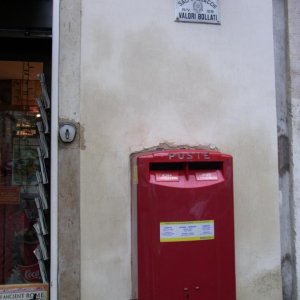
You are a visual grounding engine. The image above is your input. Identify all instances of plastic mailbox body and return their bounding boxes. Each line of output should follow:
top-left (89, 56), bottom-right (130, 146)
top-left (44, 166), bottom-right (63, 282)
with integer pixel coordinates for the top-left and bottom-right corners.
top-left (131, 149), bottom-right (236, 300)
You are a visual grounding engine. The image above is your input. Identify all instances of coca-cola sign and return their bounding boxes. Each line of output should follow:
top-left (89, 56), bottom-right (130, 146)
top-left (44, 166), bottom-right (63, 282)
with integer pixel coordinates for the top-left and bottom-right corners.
top-left (25, 269), bottom-right (41, 281)
top-left (18, 263), bottom-right (41, 283)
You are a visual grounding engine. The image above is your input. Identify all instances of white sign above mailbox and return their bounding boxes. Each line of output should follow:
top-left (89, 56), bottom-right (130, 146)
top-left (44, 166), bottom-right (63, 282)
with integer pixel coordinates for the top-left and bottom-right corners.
top-left (175, 0), bottom-right (220, 25)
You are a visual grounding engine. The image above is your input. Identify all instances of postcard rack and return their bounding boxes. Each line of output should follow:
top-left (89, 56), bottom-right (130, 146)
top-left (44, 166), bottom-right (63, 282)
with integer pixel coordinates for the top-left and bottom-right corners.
top-left (33, 73), bottom-right (50, 283)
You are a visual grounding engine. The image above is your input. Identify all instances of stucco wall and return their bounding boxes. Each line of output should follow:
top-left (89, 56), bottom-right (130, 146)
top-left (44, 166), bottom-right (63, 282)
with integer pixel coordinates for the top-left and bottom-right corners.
top-left (58, 0), bottom-right (81, 299)
top-left (79, 0), bottom-right (282, 299)
top-left (273, 0), bottom-right (296, 298)
top-left (287, 0), bottom-right (300, 297)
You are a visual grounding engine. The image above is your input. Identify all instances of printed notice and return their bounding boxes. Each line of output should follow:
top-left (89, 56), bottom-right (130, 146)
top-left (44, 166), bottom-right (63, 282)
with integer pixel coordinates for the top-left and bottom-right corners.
top-left (160, 220), bottom-right (214, 242)
top-left (175, 0), bottom-right (220, 24)
top-left (0, 284), bottom-right (48, 300)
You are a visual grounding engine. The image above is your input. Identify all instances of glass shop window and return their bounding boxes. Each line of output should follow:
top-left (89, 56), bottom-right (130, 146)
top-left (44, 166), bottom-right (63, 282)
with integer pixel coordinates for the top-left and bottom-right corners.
top-left (0, 61), bottom-right (50, 287)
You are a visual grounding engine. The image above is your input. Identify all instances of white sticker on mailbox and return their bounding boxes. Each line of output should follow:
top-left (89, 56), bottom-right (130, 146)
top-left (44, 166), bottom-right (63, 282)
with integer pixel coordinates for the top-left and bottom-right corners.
top-left (196, 171), bottom-right (218, 181)
top-left (160, 220), bottom-right (214, 242)
top-left (156, 172), bottom-right (179, 182)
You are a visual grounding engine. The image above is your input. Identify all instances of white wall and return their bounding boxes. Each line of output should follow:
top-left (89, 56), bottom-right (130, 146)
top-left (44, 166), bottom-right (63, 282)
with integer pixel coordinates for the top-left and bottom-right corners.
top-left (80, 0), bottom-right (282, 299)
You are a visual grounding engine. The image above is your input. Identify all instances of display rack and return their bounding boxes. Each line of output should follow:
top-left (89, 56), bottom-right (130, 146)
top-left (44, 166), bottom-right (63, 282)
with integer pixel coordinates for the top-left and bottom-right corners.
top-left (33, 72), bottom-right (50, 284)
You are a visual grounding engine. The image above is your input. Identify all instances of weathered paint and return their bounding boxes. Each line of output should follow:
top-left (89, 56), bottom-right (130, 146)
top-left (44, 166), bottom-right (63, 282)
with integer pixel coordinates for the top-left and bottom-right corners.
top-left (78, 0), bottom-right (282, 299)
top-left (286, 0), bottom-right (300, 298)
top-left (273, 0), bottom-right (296, 298)
top-left (58, 0), bottom-right (81, 298)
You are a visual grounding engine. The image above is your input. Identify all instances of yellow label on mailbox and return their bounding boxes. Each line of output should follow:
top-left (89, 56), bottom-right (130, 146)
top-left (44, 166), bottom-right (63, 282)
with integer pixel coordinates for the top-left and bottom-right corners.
top-left (160, 220), bottom-right (214, 242)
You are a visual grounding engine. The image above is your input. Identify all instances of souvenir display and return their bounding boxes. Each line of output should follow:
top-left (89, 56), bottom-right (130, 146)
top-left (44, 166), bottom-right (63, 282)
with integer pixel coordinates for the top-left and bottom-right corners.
top-left (0, 62), bottom-right (50, 286)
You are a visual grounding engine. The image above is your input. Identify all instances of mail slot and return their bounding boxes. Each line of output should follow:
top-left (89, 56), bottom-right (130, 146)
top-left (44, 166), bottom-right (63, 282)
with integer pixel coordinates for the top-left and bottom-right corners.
top-left (131, 149), bottom-right (236, 300)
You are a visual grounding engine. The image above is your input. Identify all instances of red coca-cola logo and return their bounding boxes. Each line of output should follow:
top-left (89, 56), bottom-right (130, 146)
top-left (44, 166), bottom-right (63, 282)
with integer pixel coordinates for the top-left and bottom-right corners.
top-left (25, 269), bottom-right (41, 281)
top-left (18, 263), bottom-right (41, 283)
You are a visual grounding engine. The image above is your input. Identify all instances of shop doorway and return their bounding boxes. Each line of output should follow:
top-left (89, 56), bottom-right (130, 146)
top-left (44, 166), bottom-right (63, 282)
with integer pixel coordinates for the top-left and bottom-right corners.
top-left (0, 1), bottom-right (53, 299)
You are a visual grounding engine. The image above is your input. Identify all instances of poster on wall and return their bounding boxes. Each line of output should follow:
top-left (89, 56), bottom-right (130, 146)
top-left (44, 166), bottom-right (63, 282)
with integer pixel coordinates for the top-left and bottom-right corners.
top-left (175, 0), bottom-right (220, 24)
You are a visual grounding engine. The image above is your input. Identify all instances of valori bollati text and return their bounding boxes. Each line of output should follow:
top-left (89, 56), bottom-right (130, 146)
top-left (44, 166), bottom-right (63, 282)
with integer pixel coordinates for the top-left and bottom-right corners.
top-left (178, 12), bottom-right (218, 21)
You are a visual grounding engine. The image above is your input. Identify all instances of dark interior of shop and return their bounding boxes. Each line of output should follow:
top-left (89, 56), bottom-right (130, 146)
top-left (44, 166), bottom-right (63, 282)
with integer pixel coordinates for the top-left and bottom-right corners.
top-left (0, 0), bottom-right (52, 287)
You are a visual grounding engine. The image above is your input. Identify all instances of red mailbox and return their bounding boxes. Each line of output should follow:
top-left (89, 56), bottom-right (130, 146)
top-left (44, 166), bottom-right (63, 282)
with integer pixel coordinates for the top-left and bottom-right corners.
top-left (131, 149), bottom-right (236, 300)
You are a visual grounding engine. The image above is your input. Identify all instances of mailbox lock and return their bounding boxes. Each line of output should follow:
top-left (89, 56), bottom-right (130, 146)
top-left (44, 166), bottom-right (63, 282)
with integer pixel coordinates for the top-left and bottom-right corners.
top-left (59, 123), bottom-right (76, 143)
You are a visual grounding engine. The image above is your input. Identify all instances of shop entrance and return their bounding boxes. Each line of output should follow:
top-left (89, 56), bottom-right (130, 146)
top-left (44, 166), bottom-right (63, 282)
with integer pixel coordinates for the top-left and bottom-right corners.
top-left (0, 1), bottom-right (53, 298)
